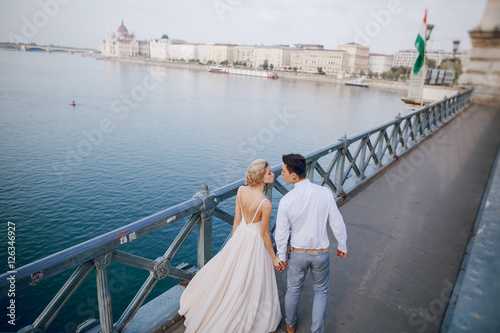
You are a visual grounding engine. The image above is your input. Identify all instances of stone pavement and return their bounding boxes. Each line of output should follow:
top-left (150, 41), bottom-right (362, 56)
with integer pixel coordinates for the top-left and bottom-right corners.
top-left (441, 137), bottom-right (500, 331)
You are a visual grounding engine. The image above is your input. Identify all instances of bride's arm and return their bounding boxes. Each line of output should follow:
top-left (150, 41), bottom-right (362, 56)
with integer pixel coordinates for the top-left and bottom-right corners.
top-left (260, 201), bottom-right (282, 268)
top-left (232, 188), bottom-right (242, 234)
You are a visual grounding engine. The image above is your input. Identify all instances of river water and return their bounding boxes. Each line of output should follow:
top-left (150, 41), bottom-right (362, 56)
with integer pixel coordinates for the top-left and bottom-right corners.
top-left (0, 49), bottom-right (406, 331)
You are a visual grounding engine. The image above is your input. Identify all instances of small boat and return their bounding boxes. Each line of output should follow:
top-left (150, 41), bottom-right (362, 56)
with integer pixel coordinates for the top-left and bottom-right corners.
top-left (208, 66), bottom-right (278, 79)
top-left (345, 77), bottom-right (369, 88)
top-left (208, 66), bottom-right (229, 74)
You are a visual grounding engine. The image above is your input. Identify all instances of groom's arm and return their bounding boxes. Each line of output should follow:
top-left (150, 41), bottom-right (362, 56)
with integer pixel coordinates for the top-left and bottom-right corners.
top-left (275, 203), bottom-right (289, 263)
top-left (327, 192), bottom-right (347, 255)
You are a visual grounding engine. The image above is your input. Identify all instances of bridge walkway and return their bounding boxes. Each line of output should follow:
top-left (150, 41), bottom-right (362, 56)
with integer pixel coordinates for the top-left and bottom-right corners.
top-left (168, 103), bottom-right (500, 333)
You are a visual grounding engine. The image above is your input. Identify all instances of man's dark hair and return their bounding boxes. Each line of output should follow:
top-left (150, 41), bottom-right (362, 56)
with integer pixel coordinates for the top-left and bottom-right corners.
top-left (282, 153), bottom-right (307, 179)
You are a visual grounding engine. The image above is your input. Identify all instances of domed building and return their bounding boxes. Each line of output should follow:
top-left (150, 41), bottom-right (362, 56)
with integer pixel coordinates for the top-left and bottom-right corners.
top-left (100, 20), bottom-right (149, 58)
top-left (117, 21), bottom-right (129, 38)
top-left (150, 34), bottom-right (172, 59)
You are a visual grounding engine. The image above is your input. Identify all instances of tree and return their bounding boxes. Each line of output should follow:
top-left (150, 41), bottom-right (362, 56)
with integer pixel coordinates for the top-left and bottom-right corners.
top-left (220, 60), bottom-right (228, 65)
top-left (426, 58), bottom-right (437, 69)
top-left (293, 67), bottom-right (298, 72)
top-left (439, 58), bottom-right (463, 84)
top-left (368, 71), bottom-right (374, 78)
top-left (262, 59), bottom-right (269, 70)
top-left (360, 70), bottom-right (366, 76)
top-left (374, 72), bottom-right (379, 78)
top-left (317, 67), bottom-right (325, 75)
top-left (269, 63), bottom-right (274, 70)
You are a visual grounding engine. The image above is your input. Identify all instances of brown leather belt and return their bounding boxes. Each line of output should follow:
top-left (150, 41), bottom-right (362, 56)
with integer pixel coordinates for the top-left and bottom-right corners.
top-left (291, 247), bottom-right (329, 254)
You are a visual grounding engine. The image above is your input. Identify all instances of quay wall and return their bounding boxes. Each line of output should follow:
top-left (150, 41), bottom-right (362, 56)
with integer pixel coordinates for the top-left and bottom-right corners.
top-left (87, 54), bottom-right (409, 92)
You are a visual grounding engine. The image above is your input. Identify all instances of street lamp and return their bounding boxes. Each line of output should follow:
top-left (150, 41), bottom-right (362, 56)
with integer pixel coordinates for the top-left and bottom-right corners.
top-left (451, 40), bottom-right (460, 85)
top-left (452, 40), bottom-right (460, 68)
top-left (453, 40), bottom-right (460, 55)
top-left (426, 24), bottom-right (435, 42)
top-left (424, 24), bottom-right (434, 71)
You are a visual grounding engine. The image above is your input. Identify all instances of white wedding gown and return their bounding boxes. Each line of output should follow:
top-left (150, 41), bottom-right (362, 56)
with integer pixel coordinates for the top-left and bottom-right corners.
top-left (179, 196), bottom-right (281, 333)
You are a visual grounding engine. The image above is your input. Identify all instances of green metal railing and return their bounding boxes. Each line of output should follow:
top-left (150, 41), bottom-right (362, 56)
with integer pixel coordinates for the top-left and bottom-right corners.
top-left (0, 88), bottom-right (472, 333)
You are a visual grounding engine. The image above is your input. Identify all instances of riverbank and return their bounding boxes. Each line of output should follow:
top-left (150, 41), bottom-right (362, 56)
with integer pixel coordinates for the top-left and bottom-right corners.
top-left (87, 54), bottom-right (410, 92)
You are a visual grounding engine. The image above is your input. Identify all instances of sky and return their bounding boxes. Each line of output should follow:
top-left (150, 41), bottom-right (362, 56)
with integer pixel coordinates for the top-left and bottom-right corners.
top-left (0, 0), bottom-right (488, 55)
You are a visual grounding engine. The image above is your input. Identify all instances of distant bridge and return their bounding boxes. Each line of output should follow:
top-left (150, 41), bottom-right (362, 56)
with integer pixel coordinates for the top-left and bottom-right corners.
top-left (0, 43), bottom-right (95, 54)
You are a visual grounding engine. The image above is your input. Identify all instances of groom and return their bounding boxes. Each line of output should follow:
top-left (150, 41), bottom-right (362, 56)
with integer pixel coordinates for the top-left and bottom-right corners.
top-left (275, 153), bottom-right (347, 333)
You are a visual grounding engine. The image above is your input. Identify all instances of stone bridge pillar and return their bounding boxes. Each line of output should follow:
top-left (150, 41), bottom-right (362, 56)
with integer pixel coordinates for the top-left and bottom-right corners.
top-left (459, 0), bottom-right (500, 104)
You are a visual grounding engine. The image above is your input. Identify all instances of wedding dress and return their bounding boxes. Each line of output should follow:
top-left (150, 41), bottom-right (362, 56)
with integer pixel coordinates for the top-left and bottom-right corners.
top-left (179, 194), bottom-right (281, 333)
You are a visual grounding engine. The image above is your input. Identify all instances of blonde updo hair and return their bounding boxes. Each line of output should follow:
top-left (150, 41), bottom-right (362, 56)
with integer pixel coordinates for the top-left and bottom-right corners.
top-left (245, 159), bottom-right (269, 186)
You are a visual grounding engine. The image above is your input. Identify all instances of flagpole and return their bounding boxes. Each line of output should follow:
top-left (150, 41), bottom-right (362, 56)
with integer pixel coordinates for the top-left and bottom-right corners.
top-left (420, 23), bottom-right (434, 107)
top-left (420, 48), bottom-right (426, 107)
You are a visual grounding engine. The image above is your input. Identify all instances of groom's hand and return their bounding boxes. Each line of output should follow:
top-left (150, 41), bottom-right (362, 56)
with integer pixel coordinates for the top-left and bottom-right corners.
top-left (337, 250), bottom-right (347, 258)
top-left (280, 261), bottom-right (287, 271)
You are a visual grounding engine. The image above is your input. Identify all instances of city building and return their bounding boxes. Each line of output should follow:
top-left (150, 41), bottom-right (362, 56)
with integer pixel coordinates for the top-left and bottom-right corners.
top-left (292, 44), bottom-right (324, 50)
top-left (338, 43), bottom-right (370, 75)
top-left (369, 53), bottom-right (394, 74)
top-left (392, 50), bottom-right (416, 68)
top-left (197, 44), bottom-right (234, 65)
top-left (393, 49), bottom-right (468, 68)
top-left (290, 49), bottom-right (348, 74)
top-left (213, 44), bottom-right (234, 65)
top-left (150, 35), bottom-right (171, 60)
top-left (426, 50), bottom-right (468, 66)
top-left (253, 46), bottom-right (293, 69)
top-left (197, 44), bottom-right (213, 64)
top-left (233, 46), bottom-right (255, 66)
top-left (139, 41), bottom-right (150, 58)
top-left (100, 20), bottom-right (148, 57)
top-left (168, 43), bottom-right (198, 62)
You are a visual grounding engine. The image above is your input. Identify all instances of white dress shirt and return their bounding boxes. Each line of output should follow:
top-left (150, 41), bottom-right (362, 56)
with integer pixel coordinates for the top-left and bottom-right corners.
top-left (275, 179), bottom-right (347, 262)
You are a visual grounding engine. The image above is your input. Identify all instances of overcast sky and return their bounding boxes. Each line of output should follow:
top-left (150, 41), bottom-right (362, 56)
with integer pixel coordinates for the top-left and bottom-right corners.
top-left (0, 0), bottom-right (488, 54)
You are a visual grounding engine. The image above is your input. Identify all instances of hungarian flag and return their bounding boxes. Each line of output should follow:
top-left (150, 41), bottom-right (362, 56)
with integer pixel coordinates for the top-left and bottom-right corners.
top-left (413, 9), bottom-right (427, 74)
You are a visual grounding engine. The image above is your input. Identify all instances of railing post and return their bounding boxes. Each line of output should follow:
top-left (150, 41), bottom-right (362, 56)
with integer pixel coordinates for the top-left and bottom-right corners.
top-left (264, 182), bottom-right (273, 201)
top-left (422, 106), bottom-right (428, 137)
top-left (358, 138), bottom-right (367, 180)
top-left (307, 160), bottom-right (316, 182)
top-left (391, 113), bottom-right (402, 156)
top-left (193, 184), bottom-right (217, 268)
top-left (442, 100), bottom-right (446, 120)
top-left (94, 252), bottom-right (115, 333)
top-left (376, 132), bottom-right (384, 167)
top-left (335, 133), bottom-right (348, 196)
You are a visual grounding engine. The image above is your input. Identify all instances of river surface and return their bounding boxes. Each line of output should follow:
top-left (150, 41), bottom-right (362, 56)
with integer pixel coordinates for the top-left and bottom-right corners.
top-left (0, 49), bottom-right (406, 331)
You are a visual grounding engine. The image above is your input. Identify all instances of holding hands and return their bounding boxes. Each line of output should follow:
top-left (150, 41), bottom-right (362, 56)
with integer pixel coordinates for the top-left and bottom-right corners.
top-left (273, 256), bottom-right (285, 272)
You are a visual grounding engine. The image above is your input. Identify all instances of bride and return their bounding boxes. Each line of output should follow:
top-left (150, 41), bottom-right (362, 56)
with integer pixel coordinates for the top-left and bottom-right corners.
top-left (179, 159), bottom-right (283, 333)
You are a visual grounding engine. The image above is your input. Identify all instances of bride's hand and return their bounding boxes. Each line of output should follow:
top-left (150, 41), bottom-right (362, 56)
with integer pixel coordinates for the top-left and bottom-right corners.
top-left (272, 256), bottom-right (283, 270)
